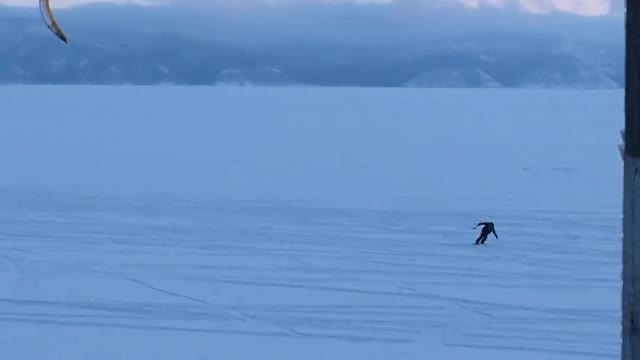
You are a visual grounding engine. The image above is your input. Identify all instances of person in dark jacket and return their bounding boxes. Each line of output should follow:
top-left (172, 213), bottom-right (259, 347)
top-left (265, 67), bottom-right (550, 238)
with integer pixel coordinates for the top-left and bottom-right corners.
top-left (474, 221), bottom-right (498, 245)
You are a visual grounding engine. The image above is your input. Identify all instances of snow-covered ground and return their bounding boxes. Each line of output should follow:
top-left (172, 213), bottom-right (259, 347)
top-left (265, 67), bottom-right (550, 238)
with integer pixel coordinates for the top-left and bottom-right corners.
top-left (0, 86), bottom-right (624, 359)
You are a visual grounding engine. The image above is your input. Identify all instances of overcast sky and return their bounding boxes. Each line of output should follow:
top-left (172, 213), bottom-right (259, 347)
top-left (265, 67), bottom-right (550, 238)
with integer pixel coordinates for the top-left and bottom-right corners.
top-left (0, 0), bottom-right (623, 16)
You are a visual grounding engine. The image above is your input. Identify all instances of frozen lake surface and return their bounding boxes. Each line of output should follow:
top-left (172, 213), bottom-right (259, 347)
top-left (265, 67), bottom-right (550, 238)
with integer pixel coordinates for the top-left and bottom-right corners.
top-left (0, 86), bottom-right (624, 359)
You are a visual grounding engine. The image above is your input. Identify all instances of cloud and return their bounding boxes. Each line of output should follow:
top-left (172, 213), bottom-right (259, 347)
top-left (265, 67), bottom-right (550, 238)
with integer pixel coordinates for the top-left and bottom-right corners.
top-left (457, 0), bottom-right (613, 16)
top-left (0, 0), bottom-right (620, 16)
top-left (0, 0), bottom-right (155, 8)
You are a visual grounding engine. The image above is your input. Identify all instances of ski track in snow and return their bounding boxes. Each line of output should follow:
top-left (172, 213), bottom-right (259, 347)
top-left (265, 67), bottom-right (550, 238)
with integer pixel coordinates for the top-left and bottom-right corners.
top-left (0, 196), bottom-right (621, 360)
top-left (0, 87), bottom-right (623, 360)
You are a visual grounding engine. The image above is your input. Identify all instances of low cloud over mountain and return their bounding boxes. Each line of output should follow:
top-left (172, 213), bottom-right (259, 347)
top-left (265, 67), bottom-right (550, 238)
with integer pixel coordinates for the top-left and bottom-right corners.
top-left (0, 2), bottom-right (624, 88)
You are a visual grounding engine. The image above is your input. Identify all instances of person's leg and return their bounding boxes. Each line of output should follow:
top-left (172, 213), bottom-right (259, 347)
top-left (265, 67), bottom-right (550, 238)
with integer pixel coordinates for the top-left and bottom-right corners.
top-left (480, 234), bottom-right (488, 244)
top-left (479, 229), bottom-right (490, 244)
top-left (475, 234), bottom-right (485, 245)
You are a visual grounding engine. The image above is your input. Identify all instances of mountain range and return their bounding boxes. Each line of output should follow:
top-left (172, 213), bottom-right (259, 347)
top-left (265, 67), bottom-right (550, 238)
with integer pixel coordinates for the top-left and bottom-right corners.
top-left (0, 2), bottom-right (625, 88)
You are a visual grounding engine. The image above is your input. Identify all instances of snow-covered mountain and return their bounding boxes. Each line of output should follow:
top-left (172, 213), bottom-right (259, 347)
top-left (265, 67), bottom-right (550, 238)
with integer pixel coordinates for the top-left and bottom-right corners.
top-left (0, 3), bottom-right (624, 88)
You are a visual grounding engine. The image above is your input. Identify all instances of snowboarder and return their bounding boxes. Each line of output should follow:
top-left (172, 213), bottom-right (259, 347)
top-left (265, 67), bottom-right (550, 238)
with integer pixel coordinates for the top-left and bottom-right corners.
top-left (474, 221), bottom-right (498, 245)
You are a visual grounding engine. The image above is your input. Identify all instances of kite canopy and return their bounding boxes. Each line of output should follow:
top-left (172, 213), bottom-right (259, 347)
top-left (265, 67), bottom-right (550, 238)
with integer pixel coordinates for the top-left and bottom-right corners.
top-left (39, 0), bottom-right (68, 43)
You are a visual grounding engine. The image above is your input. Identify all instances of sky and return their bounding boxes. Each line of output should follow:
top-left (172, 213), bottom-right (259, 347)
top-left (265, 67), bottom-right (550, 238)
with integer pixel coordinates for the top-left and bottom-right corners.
top-left (0, 0), bottom-right (623, 16)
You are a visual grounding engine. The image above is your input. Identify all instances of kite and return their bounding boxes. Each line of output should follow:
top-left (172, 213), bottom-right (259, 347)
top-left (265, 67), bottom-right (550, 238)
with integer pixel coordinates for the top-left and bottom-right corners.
top-left (39, 0), bottom-right (68, 43)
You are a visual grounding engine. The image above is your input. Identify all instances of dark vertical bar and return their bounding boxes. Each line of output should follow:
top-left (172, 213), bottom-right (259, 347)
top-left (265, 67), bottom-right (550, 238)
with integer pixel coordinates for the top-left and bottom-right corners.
top-left (624, 2), bottom-right (640, 359)
top-left (626, 0), bottom-right (640, 157)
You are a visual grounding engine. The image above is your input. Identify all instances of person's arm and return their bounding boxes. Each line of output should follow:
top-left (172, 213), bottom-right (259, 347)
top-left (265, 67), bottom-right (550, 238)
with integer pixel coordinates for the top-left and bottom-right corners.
top-left (492, 229), bottom-right (498, 238)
